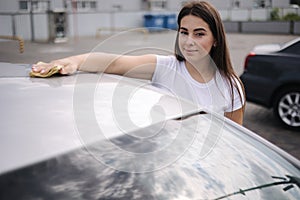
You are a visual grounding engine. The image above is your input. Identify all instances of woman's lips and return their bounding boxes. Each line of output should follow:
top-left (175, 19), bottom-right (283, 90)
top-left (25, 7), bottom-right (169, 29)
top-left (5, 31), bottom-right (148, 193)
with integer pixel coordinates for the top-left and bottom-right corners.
top-left (184, 48), bottom-right (198, 54)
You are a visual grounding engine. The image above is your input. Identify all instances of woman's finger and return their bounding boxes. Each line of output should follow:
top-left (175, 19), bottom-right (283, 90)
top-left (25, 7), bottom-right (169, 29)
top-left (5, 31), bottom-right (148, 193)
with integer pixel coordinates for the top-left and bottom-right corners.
top-left (32, 62), bottom-right (53, 74)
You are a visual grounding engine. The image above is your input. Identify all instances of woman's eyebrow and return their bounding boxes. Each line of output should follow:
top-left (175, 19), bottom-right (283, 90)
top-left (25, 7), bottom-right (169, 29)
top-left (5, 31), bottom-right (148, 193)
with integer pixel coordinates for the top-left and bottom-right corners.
top-left (179, 27), bottom-right (188, 31)
top-left (194, 27), bottom-right (207, 32)
top-left (179, 27), bottom-right (207, 32)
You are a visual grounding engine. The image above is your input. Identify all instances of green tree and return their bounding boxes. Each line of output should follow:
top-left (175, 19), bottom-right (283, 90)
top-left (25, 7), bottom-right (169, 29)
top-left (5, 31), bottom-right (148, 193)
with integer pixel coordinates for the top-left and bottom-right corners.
top-left (270, 8), bottom-right (280, 21)
top-left (283, 13), bottom-right (300, 21)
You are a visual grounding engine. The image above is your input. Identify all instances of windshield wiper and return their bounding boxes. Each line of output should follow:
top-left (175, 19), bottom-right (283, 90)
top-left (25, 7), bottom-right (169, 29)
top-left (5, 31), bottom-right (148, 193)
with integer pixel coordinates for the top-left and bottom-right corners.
top-left (213, 175), bottom-right (300, 200)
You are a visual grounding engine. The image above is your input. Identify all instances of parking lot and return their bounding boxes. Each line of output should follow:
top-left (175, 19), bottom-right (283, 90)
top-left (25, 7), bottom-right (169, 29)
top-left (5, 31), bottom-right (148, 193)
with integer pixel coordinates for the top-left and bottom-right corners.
top-left (0, 31), bottom-right (299, 159)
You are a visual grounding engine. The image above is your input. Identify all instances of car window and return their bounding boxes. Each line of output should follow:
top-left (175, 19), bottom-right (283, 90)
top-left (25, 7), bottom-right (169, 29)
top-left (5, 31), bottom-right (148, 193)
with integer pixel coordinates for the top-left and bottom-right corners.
top-left (0, 114), bottom-right (299, 199)
top-left (281, 41), bottom-right (300, 55)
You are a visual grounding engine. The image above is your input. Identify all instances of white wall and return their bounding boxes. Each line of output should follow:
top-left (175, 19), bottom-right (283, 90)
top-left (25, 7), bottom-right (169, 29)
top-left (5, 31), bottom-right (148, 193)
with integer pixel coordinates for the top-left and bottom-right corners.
top-left (272, 0), bottom-right (290, 8)
top-left (166, 0), bottom-right (182, 11)
top-left (231, 9), bottom-right (250, 21)
top-left (0, 0), bottom-right (18, 12)
top-left (208, 0), bottom-right (231, 9)
top-left (68, 13), bottom-right (110, 37)
top-left (0, 15), bottom-right (13, 35)
top-left (251, 9), bottom-right (268, 21)
top-left (0, 0), bottom-right (295, 13)
top-left (33, 13), bottom-right (49, 41)
top-left (68, 11), bottom-right (148, 37)
top-left (95, 0), bottom-right (142, 11)
top-left (51, 0), bottom-right (65, 10)
top-left (0, 0), bottom-right (298, 41)
top-left (15, 14), bottom-right (31, 40)
top-left (239, 1), bottom-right (253, 9)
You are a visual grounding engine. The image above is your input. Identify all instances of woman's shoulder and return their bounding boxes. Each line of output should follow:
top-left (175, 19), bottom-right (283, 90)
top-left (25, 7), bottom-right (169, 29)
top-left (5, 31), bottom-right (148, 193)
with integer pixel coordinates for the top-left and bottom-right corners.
top-left (156, 54), bottom-right (181, 68)
top-left (156, 54), bottom-right (177, 62)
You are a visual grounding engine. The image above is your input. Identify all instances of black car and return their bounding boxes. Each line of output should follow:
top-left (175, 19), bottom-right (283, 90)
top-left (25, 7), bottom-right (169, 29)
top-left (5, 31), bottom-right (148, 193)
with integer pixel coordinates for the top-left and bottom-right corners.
top-left (240, 38), bottom-right (300, 130)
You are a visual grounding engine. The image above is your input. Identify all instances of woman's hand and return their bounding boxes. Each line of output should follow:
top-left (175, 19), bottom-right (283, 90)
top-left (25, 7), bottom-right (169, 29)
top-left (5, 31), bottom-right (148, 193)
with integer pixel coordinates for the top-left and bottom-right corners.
top-left (31, 57), bottom-right (80, 76)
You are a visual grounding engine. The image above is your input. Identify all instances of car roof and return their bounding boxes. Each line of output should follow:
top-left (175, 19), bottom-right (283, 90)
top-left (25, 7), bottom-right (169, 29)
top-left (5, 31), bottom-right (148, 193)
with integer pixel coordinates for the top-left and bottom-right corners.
top-left (0, 62), bottom-right (299, 199)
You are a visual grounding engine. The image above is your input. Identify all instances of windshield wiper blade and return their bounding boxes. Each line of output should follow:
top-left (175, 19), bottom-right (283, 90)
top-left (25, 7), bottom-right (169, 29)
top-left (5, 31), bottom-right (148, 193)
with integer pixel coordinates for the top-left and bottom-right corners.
top-left (213, 175), bottom-right (300, 200)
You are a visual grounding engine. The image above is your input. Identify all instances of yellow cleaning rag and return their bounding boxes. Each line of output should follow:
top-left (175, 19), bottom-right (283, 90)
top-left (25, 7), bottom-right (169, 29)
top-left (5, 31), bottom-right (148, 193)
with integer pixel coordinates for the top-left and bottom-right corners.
top-left (29, 62), bottom-right (63, 78)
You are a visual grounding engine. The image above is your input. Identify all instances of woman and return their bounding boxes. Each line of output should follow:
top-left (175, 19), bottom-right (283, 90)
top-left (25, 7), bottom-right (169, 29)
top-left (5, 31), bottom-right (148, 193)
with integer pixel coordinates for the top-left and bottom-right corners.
top-left (31, 1), bottom-right (245, 125)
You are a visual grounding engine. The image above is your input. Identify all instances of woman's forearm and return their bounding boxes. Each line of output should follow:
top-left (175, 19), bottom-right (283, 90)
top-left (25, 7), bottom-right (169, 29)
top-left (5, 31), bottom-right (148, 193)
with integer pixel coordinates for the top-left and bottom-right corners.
top-left (76, 52), bottom-right (120, 73)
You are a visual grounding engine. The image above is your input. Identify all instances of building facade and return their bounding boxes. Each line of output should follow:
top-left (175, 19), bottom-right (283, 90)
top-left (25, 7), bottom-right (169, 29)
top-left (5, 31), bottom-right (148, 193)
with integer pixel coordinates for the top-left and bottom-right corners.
top-left (0, 0), bottom-right (298, 41)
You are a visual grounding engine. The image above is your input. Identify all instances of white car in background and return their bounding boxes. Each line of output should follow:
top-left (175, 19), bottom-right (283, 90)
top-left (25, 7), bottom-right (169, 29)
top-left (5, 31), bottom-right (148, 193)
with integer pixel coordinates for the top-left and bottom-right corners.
top-left (0, 62), bottom-right (299, 200)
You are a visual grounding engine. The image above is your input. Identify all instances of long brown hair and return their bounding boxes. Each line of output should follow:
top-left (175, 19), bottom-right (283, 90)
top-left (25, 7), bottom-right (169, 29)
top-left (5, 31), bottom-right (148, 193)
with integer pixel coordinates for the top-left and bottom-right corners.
top-left (175, 1), bottom-right (245, 112)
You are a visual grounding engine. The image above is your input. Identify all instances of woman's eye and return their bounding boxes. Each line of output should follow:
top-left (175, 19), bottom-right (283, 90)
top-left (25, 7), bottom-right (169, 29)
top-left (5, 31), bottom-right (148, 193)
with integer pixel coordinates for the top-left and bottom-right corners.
top-left (180, 31), bottom-right (188, 35)
top-left (195, 32), bottom-right (205, 37)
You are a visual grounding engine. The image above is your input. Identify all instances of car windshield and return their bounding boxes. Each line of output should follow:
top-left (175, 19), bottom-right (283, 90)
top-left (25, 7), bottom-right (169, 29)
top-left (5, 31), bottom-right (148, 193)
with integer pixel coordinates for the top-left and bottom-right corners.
top-left (280, 37), bottom-right (300, 53)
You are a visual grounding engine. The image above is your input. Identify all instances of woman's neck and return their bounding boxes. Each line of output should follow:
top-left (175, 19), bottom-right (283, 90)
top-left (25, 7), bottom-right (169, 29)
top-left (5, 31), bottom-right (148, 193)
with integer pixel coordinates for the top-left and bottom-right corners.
top-left (185, 58), bottom-right (216, 83)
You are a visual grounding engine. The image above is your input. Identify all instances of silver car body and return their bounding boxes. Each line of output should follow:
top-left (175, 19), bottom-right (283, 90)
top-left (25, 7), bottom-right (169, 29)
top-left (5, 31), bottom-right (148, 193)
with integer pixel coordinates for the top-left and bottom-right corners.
top-left (0, 62), bottom-right (299, 199)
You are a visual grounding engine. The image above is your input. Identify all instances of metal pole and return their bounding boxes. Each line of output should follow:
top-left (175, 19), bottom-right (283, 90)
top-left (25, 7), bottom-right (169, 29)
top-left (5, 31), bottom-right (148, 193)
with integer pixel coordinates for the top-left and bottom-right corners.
top-left (11, 14), bottom-right (16, 37)
top-left (72, 0), bottom-right (78, 41)
top-left (30, 0), bottom-right (35, 41)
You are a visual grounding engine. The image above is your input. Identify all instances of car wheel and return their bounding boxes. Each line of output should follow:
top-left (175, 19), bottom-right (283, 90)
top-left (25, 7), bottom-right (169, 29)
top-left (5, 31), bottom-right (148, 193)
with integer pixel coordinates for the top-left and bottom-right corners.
top-left (274, 87), bottom-right (300, 130)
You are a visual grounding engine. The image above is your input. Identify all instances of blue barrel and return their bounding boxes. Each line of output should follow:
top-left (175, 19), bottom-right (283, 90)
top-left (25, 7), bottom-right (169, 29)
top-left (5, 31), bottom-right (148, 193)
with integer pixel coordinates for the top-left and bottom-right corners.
top-left (163, 14), bottom-right (177, 30)
top-left (144, 14), bottom-right (165, 31)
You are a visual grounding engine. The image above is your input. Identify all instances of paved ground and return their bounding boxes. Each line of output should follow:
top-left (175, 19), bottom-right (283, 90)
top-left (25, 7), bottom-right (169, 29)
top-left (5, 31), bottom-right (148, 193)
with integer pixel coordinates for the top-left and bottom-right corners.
top-left (0, 31), bottom-right (299, 159)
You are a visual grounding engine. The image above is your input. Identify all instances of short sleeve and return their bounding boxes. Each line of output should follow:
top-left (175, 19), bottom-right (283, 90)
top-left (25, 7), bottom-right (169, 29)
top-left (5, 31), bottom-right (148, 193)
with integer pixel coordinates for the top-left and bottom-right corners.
top-left (151, 55), bottom-right (176, 85)
top-left (226, 78), bottom-right (245, 112)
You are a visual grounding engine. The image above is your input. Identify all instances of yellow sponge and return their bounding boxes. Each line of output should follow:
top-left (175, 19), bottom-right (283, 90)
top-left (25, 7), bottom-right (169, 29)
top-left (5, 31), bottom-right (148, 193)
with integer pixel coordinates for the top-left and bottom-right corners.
top-left (29, 62), bottom-right (63, 78)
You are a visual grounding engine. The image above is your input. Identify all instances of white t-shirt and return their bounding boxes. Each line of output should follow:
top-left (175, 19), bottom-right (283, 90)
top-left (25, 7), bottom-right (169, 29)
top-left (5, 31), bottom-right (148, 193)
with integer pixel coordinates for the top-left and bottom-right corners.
top-left (151, 55), bottom-right (244, 114)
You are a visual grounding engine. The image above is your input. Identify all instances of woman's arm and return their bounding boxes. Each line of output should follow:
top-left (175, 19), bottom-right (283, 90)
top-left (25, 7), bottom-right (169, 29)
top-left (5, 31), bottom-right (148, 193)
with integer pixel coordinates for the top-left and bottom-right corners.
top-left (31, 53), bottom-right (157, 80)
top-left (225, 107), bottom-right (244, 125)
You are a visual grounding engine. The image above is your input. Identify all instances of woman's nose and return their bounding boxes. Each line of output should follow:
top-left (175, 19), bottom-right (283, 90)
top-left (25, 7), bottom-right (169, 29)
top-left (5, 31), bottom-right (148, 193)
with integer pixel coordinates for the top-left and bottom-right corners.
top-left (186, 36), bottom-right (195, 46)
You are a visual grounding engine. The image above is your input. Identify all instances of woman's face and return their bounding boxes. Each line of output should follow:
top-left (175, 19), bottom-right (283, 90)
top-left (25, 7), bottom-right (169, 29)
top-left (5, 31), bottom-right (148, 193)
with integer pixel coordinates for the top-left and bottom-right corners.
top-left (178, 15), bottom-right (215, 63)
